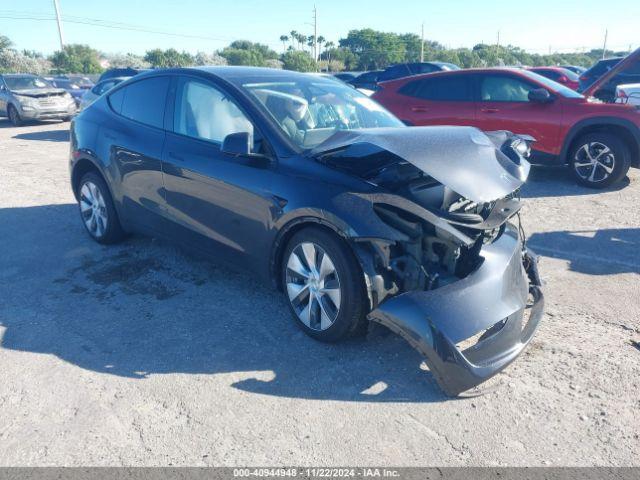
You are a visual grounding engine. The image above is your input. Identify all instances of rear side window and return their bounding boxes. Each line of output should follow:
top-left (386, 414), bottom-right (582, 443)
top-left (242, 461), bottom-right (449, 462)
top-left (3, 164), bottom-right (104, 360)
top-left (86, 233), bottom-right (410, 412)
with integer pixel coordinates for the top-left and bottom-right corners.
top-left (412, 64), bottom-right (437, 74)
top-left (399, 75), bottom-right (473, 101)
top-left (109, 76), bottom-right (170, 129)
top-left (108, 86), bottom-right (125, 113)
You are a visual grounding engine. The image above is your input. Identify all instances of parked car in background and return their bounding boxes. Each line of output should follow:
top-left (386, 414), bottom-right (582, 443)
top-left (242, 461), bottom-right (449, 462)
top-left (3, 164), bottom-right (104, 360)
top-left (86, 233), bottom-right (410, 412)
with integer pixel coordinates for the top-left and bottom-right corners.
top-left (0, 73), bottom-right (77, 126)
top-left (70, 67), bottom-right (543, 396)
top-left (578, 57), bottom-right (623, 92)
top-left (377, 62), bottom-right (460, 83)
top-left (332, 71), bottom-right (362, 82)
top-left (348, 70), bottom-right (383, 90)
top-left (79, 77), bottom-right (129, 111)
top-left (527, 67), bottom-right (580, 90)
top-left (616, 83), bottom-right (640, 106)
top-left (98, 67), bottom-right (149, 82)
top-left (560, 65), bottom-right (587, 75)
top-left (49, 77), bottom-right (93, 107)
top-left (373, 67), bottom-right (640, 188)
top-left (580, 48), bottom-right (640, 102)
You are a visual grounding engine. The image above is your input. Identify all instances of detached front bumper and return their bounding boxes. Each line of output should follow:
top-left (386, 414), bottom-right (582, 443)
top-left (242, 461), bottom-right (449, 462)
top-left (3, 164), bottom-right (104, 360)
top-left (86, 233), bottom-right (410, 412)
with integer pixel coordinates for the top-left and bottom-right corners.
top-left (367, 225), bottom-right (544, 396)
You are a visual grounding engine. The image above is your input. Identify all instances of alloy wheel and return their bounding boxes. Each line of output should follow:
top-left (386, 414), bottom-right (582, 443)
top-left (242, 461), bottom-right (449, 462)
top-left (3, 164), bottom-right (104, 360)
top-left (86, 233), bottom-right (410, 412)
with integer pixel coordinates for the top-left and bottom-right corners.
top-left (79, 181), bottom-right (108, 238)
top-left (573, 142), bottom-right (615, 183)
top-left (285, 242), bottom-right (342, 331)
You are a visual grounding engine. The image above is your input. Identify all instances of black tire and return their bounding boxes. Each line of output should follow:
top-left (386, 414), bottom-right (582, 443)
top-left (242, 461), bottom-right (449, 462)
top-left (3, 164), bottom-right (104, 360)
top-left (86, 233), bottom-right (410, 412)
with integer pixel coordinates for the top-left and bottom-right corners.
top-left (77, 172), bottom-right (126, 244)
top-left (281, 227), bottom-right (368, 343)
top-left (569, 132), bottom-right (630, 188)
top-left (8, 104), bottom-right (22, 127)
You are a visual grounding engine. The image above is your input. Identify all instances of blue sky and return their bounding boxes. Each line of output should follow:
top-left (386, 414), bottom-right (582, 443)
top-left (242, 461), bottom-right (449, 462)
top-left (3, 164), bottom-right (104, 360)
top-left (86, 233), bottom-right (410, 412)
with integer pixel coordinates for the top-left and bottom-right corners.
top-left (1, 0), bottom-right (638, 55)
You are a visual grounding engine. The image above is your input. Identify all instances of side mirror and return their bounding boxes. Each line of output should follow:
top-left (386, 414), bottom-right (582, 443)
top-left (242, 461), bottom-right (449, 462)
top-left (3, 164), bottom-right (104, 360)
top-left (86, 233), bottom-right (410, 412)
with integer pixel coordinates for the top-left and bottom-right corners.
top-left (221, 132), bottom-right (252, 156)
top-left (528, 88), bottom-right (553, 104)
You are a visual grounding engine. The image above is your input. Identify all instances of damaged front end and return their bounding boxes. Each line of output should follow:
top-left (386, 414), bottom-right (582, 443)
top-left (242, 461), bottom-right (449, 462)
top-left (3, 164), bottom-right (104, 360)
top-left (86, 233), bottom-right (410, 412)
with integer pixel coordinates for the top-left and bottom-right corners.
top-left (314, 126), bottom-right (544, 396)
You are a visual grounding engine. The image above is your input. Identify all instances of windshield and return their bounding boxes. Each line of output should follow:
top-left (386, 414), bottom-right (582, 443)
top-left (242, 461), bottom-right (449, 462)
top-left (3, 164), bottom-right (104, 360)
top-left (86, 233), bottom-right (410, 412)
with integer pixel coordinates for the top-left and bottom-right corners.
top-left (241, 78), bottom-right (404, 149)
top-left (4, 76), bottom-right (52, 90)
top-left (519, 70), bottom-right (584, 98)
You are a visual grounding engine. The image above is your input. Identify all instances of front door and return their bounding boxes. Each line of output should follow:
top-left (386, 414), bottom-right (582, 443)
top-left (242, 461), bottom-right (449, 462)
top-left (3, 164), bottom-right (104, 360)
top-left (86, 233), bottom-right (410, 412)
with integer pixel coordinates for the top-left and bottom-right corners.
top-left (161, 76), bottom-right (276, 269)
top-left (475, 73), bottom-right (563, 157)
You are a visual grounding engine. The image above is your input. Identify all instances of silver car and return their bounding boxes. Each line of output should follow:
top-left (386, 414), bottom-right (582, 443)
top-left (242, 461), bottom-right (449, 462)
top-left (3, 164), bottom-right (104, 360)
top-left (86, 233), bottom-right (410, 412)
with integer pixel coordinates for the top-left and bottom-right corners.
top-left (0, 74), bottom-right (77, 126)
top-left (78, 77), bottom-right (129, 111)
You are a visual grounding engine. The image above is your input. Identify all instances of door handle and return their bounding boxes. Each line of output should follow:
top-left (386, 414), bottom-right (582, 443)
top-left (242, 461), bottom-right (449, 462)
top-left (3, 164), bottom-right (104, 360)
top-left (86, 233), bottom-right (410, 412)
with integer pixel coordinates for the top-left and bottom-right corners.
top-left (168, 151), bottom-right (185, 162)
top-left (480, 108), bottom-right (499, 113)
top-left (411, 106), bottom-right (429, 113)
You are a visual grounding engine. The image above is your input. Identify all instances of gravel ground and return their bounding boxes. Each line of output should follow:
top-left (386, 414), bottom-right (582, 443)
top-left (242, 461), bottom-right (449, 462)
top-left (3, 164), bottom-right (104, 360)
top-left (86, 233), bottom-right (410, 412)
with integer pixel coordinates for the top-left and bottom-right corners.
top-left (0, 119), bottom-right (638, 466)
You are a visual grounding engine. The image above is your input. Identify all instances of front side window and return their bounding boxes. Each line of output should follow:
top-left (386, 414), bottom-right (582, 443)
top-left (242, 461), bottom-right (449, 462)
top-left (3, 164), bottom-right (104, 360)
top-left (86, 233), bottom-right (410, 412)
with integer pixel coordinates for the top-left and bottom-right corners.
top-left (480, 75), bottom-right (537, 102)
top-left (115, 76), bottom-right (170, 129)
top-left (242, 78), bottom-right (403, 149)
top-left (174, 78), bottom-right (254, 145)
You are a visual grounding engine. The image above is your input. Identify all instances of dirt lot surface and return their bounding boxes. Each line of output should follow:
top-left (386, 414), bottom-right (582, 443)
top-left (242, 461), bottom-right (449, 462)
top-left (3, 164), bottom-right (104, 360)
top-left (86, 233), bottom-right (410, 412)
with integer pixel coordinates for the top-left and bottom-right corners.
top-left (0, 119), bottom-right (638, 466)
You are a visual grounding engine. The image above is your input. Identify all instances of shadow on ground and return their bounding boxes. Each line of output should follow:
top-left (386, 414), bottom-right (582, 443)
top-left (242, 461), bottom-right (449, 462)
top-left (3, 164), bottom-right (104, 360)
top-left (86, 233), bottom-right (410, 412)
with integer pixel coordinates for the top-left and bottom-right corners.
top-left (520, 166), bottom-right (631, 198)
top-left (13, 129), bottom-right (69, 142)
top-left (0, 117), bottom-right (66, 129)
top-left (528, 228), bottom-right (640, 275)
top-left (0, 203), bottom-right (451, 403)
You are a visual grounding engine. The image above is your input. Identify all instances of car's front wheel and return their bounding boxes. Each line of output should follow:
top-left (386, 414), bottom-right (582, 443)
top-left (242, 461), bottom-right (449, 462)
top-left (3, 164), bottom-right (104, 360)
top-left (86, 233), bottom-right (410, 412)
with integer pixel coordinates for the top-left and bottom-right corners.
top-left (77, 172), bottom-right (125, 244)
top-left (282, 227), bottom-right (368, 342)
top-left (569, 133), bottom-right (630, 188)
top-left (8, 104), bottom-right (22, 126)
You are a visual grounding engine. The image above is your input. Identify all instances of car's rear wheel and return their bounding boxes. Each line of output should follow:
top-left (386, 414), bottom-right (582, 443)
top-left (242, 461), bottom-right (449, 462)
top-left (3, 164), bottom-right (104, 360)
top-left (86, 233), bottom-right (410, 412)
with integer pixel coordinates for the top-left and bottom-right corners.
top-left (282, 227), bottom-right (368, 342)
top-left (8, 104), bottom-right (22, 127)
top-left (77, 172), bottom-right (125, 244)
top-left (569, 133), bottom-right (630, 188)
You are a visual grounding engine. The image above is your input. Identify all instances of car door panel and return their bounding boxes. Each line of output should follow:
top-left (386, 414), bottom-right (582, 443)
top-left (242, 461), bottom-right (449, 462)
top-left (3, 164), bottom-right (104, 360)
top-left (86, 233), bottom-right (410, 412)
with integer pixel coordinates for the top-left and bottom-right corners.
top-left (161, 76), bottom-right (276, 271)
top-left (98, 76), bottom-right (170, 232)
top-left (475, 74), bottom-right (562, 156)
top-left (397, 74), bottom-right (477, 127)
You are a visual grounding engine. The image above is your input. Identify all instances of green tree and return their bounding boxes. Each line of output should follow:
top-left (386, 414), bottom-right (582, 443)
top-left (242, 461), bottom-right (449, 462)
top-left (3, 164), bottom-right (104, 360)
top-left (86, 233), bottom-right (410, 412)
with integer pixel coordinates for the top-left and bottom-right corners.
top-left (0, 35), bottom-right (13, 51)
top-left (143, 48), bottom-right (194, 67)
top-left (50, 44), bottom-right (103, 73)
top-left (219, 40), bottom-right (278, 66)
top-left (281, 50), bottom-right (316, 72)
top-left (339, 29), bottom-right (405, 69)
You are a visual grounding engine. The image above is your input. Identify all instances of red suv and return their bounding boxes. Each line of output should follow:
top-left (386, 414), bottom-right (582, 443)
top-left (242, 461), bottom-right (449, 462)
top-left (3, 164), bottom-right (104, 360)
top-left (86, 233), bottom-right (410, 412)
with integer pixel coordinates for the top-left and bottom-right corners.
top-left (527, 67), bottom-right (580, 90)
top-left (372, 58), bottom-right (640, 188)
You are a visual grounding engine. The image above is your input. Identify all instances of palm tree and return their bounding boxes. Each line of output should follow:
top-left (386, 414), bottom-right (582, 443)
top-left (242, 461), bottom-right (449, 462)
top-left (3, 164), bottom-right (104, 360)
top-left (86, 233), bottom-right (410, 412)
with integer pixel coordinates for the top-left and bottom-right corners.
top-left (290, 31), bottom-right (299, 49)
top-left (279, 35), bottom-right (289, 53)
top-left (324, 41), bottom-right (335, 65)
top-left (317, 35), bottom-right (326, 60)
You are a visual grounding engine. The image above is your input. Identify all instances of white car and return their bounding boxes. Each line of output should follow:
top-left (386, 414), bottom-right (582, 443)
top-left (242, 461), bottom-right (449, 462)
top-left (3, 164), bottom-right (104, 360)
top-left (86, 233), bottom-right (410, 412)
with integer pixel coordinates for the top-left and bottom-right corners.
top-left (616, 83), bottom-right (640, 106)
top-left (78, 76), bottom-right (129, 111)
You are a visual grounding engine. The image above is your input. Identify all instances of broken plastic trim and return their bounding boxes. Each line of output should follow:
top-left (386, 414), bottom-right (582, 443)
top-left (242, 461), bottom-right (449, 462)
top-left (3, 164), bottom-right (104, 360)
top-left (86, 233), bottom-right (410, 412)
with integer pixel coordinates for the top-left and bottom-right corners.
top-left (367, 226), bottom-right (544, 396)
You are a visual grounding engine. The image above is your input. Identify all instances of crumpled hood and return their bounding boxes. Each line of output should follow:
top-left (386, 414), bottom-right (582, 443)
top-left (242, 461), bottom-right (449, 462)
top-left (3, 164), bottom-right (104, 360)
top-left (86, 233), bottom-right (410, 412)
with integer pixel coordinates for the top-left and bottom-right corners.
top-left (311, 126), bottom-right (531, 203)
top-left (11, 88), bottom-right (67, 97)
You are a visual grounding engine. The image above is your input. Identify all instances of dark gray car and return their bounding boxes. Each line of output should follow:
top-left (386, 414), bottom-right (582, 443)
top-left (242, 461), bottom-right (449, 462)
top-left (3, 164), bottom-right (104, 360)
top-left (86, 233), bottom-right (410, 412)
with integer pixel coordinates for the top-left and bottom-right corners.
top-left (0, 74), bottom-right (77, 126)
top-left (70, 67), bottom-right (543, 395)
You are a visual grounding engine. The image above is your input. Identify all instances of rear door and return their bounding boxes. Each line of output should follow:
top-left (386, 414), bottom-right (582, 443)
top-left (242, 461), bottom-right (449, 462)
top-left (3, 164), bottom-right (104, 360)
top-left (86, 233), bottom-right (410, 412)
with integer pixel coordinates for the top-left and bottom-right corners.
top-left (161, 75), bottom-right (276, 269)
top-left (392, 74), bottom-right (476, 126)
top-left (100, 76), bottom-right (170, 231)
top-left (475, 73), bottom-right (562, 156)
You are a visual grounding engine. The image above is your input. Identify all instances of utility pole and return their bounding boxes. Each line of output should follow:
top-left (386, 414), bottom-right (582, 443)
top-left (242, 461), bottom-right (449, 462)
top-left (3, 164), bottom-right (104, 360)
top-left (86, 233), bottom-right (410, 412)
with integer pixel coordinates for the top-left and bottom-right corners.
top-left (420, 22), bottom-right (424, 62)
top-left (313, 5), bottom-right (318, 63)
top-left (52, 0), bottom-right (65, 51)
top-left (496, 30), bottom-right (500, 56)
top-left (602, 29), bottom-right (608, 59)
